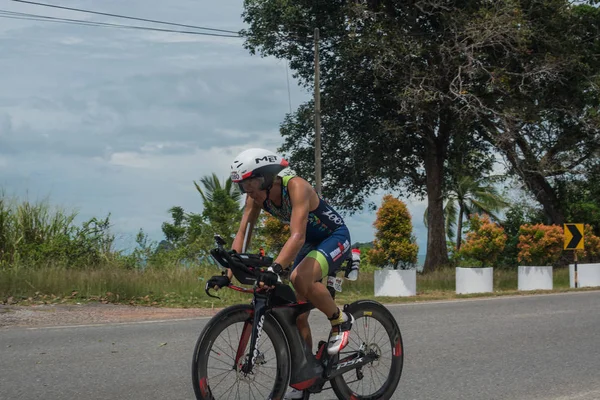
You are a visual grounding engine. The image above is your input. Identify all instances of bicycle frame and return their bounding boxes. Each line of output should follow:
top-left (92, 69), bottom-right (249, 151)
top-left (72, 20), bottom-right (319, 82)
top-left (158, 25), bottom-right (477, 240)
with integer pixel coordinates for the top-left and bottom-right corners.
top-left (226, 282), bottom-right (380, 393)
top-left (206, 235), bottom-right (379, 394)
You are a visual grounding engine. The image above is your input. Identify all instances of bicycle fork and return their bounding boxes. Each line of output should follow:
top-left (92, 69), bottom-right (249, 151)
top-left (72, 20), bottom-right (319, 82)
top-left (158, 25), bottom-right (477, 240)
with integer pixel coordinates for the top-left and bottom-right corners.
top-left (237, 294), bottom-right (268, 374)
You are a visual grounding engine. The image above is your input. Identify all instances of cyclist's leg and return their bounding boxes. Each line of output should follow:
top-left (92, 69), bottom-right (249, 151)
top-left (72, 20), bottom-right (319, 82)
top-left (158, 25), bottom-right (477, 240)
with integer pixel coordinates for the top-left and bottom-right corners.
top-left (290, 226), bottom-right (352, 318)
top-left (295, 293), bottom-right (312, 349)
top-left (291, 243), bottom-right (316, 350)
top-left (290, 226), bottom-right (354, 355)
top-left (284, 245), bottom-right (316, 400)
top-left (290, 257), bottom-right (337, 318)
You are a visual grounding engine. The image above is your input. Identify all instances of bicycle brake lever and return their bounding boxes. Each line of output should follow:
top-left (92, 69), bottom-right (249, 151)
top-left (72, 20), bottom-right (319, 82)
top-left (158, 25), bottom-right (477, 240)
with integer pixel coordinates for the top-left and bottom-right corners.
top-left (205, 286), bottom-right (221, 300)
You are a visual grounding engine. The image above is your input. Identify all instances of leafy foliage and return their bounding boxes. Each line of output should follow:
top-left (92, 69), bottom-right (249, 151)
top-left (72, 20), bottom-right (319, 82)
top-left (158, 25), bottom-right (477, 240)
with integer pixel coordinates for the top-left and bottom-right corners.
top-left (155, 175), bottom-right (244, 266)
top-left (517, 224), bottom-right (564, 266)
top-left (486, 3), bottom-right (600, 225)
top-left (241, 0), bottom-right (600, 272)
top-left (256, 214), bottom-right (290, 256)
top-left (458, 214), bottom-right (507, 267)
top-left (368, 195), bottom-right (418, 269)
top-left (425, 174), bottom-right (509, 249)
top-left (194, 173), bottom-right (241, 205)
top-left (497, 196), bottom-right (546, 268)
top-left (576, 224), bottom-right (600, 263)
top-left (241, 0), bottom-right (527, 272)
top-left (557, 160), bottom-right (600, 236)
top-left (0, 193), bottom-right (118, 269)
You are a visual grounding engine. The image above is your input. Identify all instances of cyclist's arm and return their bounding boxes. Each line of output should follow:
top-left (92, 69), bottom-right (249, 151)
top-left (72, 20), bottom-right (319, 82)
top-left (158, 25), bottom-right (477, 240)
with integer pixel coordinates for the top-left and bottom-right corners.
top-left (274, 179), bottom-right (309, 269)
top-left (230, 196), bottom-right (262, 272)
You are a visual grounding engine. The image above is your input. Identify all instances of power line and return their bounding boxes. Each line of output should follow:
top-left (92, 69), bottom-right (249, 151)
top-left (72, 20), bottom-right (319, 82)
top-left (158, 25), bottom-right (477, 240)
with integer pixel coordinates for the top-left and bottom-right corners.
top-left (285, 60), bottom-right (293, 114)
top-left (9, 0), bottom-right (242, 35)
top-left (0, 12), bottom-right (242, 37)
top-left (0, 9), bottom-right (243, 38)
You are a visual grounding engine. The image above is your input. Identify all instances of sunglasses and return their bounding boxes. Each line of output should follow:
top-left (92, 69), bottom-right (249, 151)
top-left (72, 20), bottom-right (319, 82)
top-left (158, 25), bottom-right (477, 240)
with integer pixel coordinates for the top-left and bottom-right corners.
top-left (238, 177), bottom-right (265, 193)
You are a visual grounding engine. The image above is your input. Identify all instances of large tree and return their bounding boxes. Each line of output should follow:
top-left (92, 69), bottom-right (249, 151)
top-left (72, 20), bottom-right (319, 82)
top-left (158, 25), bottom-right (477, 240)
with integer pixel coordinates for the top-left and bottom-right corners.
top-left (241, 0), bottom-right (600, 272)
top-left (480, 2), bottom-right (600, 225)
top-left (242, 0), bottom-right (519, 272)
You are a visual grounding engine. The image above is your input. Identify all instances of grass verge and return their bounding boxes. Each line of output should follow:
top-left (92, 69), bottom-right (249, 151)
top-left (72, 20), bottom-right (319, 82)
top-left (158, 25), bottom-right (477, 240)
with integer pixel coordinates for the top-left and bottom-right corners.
top-left (2, 265), bottom-right (596, 309)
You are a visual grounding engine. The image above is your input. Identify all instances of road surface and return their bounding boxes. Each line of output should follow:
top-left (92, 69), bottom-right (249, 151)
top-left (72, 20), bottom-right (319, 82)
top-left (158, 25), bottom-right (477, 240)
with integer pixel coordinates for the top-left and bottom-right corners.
top-left (2, 291), bottom-right (599, 399)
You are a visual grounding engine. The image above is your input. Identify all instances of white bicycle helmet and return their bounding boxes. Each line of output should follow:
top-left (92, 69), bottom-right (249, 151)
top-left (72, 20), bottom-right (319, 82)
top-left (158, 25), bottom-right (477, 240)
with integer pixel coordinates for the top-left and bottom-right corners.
top-left (230, 148), bottom-right (289, 193)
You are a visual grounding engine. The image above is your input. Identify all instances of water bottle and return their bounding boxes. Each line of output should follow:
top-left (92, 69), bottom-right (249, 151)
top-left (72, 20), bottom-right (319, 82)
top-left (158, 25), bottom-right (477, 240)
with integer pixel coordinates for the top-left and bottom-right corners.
top-left (346, 248), bottom-right (360, 281)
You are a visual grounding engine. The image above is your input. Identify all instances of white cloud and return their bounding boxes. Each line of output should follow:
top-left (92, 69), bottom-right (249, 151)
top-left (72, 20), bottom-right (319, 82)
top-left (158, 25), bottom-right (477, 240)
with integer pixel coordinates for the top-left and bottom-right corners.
top-left (60, 37), bottom-right (84, 45)
top-left (109, 152), bottom-right (153, 169)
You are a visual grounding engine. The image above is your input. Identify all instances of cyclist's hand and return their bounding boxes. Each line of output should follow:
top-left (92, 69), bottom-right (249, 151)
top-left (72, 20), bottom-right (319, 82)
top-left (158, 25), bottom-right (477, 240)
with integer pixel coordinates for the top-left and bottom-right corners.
top-left (258, 271), bottom-right (278, 288)
top-left (258, 263), bottom-right (285, 289)
top-left (206, 275), bottom-right (230, 291)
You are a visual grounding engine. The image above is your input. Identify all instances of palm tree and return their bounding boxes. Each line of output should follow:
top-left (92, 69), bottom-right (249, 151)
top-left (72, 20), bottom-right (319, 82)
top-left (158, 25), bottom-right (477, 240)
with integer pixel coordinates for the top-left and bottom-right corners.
top-left (193, 173), bottom-right (241, 205)
top-left (424, 175), bottom-right (509, 250)
top-left (193, 173), bottom-right (244, 244)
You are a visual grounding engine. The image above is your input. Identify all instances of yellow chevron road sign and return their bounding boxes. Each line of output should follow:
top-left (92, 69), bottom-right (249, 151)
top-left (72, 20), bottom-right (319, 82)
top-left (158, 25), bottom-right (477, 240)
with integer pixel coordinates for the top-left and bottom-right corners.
top-left (564, 223), bottom-right (584, 250)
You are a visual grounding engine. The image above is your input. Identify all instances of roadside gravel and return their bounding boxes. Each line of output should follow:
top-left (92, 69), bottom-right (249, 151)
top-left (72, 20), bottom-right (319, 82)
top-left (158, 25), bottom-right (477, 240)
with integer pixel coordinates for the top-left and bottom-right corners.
top-left (0, 303), bottom-right (222, 329)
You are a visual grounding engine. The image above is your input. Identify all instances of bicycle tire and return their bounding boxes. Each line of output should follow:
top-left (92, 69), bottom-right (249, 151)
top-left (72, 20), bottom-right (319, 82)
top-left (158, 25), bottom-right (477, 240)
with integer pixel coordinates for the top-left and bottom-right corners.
top-left (330, 300), bottom-right (404, 400)
top-left (192, 304), bottom-right (291, 400)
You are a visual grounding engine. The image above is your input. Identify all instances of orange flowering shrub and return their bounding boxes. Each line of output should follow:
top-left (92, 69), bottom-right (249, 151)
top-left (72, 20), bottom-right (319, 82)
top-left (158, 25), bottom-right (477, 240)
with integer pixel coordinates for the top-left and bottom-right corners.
top-left (517, 224), bottom-right (563, 265)
top-left (576, 224), bottom-right (600, 263)
top-left (458, 214), bottom-right (507, 267)
top-left (368, 194), bottom-right (418, 269)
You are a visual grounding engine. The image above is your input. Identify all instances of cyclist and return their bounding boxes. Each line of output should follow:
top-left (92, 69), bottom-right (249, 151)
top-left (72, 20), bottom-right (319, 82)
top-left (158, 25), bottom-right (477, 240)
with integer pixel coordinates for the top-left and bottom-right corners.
top-left (207, 148), bottom-right (354, 399)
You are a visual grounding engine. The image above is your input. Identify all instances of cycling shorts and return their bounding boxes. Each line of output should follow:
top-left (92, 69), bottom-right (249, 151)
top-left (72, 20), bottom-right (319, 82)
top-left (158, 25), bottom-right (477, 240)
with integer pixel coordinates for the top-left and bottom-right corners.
top-left (292, 225), bottom-right (352, 279)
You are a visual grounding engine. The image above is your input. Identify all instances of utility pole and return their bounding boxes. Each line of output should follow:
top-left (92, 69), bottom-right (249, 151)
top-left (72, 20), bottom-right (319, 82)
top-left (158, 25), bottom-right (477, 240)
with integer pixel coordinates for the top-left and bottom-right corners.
top-left (314, 27), bottom-right (322, 195)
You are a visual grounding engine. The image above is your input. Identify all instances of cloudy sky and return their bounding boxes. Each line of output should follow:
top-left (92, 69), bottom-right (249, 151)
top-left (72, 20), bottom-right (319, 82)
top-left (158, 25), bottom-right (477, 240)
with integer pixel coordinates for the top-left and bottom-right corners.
top-left (0, 0), bottom-right (428, 254)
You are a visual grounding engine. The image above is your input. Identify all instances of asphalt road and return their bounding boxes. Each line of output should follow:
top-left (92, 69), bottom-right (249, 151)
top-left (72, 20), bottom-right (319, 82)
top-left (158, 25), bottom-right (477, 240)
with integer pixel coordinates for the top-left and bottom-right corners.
top-left (1, 291), bottom-right (599, 400)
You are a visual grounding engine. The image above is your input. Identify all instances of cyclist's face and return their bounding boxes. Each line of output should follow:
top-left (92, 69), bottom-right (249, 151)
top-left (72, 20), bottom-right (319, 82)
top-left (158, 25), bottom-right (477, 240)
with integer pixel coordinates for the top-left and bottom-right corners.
top-left (240, 177), bottom-right (264, 199)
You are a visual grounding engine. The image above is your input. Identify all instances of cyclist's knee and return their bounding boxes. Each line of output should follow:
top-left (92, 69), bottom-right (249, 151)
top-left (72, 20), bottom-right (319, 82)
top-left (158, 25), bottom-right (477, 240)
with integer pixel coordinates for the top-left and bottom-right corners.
top-left (291, 260), bottom-right (323, 296)
top-left (291, 269), bottom-right (311, 296)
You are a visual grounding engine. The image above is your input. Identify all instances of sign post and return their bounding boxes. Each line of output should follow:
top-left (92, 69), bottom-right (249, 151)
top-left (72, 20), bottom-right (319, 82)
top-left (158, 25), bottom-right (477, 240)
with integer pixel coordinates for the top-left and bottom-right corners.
top-left (564, 223), bottom-right (584, 288)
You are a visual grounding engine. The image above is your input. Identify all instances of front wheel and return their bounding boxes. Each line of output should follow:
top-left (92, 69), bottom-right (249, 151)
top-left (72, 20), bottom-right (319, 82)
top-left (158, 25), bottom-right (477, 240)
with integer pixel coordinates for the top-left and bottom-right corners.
top-left (331, 300), bottom-right (404, 400)
top-left (192, 304), bottom-right (291, 400)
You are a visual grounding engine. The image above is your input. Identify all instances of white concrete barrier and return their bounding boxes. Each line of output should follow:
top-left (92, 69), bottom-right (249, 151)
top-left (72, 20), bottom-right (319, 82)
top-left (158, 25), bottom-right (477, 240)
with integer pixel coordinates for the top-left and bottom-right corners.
top-left (374, 269), bottom-right (417, 297)
top-left (456, 267), bottom-right (493, 294)
top-left (518, 266), bottom-right (553, 291)
top-left (569, 263), bottom-right (600, 288)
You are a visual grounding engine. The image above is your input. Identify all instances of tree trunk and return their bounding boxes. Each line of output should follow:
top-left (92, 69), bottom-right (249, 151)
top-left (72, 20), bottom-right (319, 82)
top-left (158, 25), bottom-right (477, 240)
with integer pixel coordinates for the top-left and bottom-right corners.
top-left (524, 173), bottom-right (565, 225)
top-left (456, 205), bottom-right (464, 250)
top-left (423, 135), bottom-right (450, 273)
